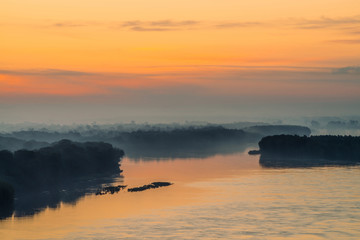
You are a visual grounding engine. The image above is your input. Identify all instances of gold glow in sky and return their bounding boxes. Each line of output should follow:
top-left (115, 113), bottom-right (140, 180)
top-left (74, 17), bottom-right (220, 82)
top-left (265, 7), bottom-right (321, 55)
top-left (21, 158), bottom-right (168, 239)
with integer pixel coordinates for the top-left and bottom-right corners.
top-left (1, 0), bottom-right (360, 122)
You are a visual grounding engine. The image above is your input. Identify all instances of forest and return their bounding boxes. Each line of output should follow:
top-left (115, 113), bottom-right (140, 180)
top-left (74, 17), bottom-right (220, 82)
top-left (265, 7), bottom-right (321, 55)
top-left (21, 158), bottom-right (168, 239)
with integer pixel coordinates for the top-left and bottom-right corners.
top-left (0, 140), bottom-right (124, 218)
top-left (259, 135), bottom-right (360, 167)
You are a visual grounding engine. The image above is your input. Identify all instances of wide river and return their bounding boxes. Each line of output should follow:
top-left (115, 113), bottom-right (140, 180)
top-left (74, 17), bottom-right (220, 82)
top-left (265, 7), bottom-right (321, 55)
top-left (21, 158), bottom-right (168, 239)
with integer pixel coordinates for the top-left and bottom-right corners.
top-left (1, 151), bottom-right (359, 239)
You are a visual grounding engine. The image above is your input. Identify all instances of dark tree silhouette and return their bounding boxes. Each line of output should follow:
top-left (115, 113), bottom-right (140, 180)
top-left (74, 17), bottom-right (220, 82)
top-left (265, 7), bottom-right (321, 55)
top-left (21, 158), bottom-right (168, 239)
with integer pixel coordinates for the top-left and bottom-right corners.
top-left (0, 140), bottom-right (124, 219)
top-left (259, 135), bottom-right (360, 167)
top-left (0, 181), bottom-right (14, 219)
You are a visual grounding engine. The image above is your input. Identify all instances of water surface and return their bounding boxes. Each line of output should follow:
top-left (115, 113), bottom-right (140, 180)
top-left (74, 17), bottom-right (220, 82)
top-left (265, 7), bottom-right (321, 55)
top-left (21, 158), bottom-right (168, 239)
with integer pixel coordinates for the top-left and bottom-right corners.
top-left (1, 152), bottom-right (359, 239)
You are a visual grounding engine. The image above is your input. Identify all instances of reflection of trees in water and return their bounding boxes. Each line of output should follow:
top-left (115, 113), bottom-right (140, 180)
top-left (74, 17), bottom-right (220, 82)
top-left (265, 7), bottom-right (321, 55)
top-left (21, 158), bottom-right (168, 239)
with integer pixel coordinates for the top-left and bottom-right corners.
top-left (0, 205), bottom-right (13, 220)
top-left (13, 174), bottom-right (123, 218)
top-left (259, 156), bottom-right (359, 168)
top-left (0, 173), bottom-right (124, 220)
top-left (0, 181), bottom-right (14, 220)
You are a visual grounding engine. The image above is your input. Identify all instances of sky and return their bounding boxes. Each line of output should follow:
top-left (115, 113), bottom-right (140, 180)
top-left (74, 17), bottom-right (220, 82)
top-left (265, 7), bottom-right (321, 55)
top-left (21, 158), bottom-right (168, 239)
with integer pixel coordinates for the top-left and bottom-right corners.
top-left (1, 0), bottom-right (360, 124)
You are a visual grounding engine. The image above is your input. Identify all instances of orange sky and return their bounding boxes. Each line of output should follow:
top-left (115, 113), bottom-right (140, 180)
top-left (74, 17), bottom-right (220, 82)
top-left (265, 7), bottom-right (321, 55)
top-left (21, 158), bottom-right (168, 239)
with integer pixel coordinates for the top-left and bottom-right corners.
top-left (1, 0), bottom-right (360, 122)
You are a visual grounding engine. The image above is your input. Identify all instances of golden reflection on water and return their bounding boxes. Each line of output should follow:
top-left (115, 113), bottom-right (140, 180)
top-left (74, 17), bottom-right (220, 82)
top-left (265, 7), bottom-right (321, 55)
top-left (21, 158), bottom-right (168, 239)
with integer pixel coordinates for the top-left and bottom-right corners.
top-left (123, 153), bottom-right (259, 183)
top-left (1, 153), bottom-right (359, 239)
top-left (0, 153), bottom-right (259, 239)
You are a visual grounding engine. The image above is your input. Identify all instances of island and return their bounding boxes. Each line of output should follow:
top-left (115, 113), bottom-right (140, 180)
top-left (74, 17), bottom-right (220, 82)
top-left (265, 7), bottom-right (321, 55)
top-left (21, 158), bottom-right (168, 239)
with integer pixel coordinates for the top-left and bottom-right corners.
top-left (248, 150), bottom-right (261, 155)
top-left (96, 185), bottom-right (127, 195)
top-left (0, 139), bottom-right (124, 218)
top-left (128, 182), bottom-right (173, 192)
top-left (258, 135), bottom-right (360, 167)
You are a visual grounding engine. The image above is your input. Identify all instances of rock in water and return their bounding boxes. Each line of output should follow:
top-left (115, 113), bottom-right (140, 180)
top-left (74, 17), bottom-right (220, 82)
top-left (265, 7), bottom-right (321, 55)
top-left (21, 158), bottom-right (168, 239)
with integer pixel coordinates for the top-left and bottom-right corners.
top-left (128, 182), bottom-right (173, 192)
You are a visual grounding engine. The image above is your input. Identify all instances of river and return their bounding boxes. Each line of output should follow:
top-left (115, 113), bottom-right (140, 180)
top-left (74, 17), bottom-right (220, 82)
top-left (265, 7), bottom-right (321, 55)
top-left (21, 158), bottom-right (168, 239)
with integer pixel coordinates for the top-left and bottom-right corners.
top-left (1, 151), bottom-right (359, 239)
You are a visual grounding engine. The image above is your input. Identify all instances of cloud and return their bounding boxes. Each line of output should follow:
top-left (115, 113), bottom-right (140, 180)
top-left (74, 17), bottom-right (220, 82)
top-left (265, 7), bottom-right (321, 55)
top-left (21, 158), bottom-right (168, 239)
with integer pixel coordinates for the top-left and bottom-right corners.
top-left (291, 15), bottom-right (360, 29)
top-left (214, 22), bottom-right (261, 29)
top-left (120, 20), bottom-right (198, 28)
top-left (332, 66), bottom-right (360, 74)
top-left (0, 69), bottom-right (93, 76)
top-left (120, 21), bottom-right (141, 27)
top-left (1, 66), bottom-right (360, 110)
top-left (40, 15), bottom-right (360, 33)
top-left (327, 39), bottom-right (360, 44)
top-left (47, 19), bottom-right (263, 31)
top-left (120, 20), bottom-right (200, 31)
top-left (119, 16), bottom-right (360, 32)
top-left (52, 22), bottom-right (87, 27)
top-left (120, 20), bottom-right (266, 31)
top-left (0, 68), bottom-right (165, 81)
top-left (150, 20), bottom-right (199, 27)
top-left (129, 27), bottom-right (173, 32)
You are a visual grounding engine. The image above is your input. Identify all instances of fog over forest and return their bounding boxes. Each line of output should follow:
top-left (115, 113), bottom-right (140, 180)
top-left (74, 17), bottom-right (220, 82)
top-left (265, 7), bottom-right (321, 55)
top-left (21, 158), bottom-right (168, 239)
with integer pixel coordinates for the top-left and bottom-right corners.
top-left (0, 118), bottom-right (359, 219)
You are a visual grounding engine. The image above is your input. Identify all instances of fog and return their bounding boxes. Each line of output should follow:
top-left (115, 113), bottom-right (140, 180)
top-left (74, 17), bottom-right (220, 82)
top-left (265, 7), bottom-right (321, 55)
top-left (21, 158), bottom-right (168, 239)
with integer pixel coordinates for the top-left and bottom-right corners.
top-left (0, 119), bottom-right (359, 219)
top-left (1, 100), bottom-right (360, 126)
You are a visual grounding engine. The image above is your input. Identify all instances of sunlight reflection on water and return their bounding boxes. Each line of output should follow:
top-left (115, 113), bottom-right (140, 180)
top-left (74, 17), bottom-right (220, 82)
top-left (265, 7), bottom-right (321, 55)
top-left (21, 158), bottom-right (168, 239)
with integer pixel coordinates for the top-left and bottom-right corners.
top-left (1, 153), bottom-right (359, 240)
top-left (66, 166), bottom-right (360, 240)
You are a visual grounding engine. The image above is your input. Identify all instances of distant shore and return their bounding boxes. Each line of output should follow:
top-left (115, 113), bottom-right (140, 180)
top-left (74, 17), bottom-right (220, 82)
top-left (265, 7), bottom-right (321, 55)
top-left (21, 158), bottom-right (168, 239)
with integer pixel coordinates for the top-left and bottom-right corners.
top-left (258, 135), bottom-right (360, 167)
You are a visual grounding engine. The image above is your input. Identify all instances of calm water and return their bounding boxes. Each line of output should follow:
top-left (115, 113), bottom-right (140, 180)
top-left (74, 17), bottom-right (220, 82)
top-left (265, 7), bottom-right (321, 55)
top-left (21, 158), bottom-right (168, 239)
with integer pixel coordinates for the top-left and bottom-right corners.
top-left (0, 152), bottom-right (359, 239)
